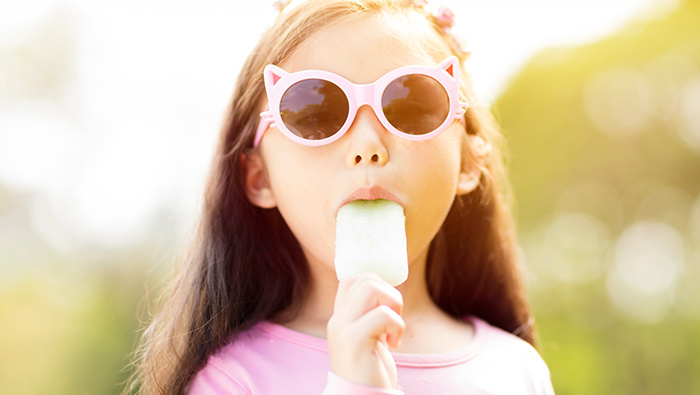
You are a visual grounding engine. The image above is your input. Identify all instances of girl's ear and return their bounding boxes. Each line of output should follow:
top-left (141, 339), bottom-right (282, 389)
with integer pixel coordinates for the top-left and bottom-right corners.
top-left (456, 134), bottom-right (491, 196)
top-left (241, 151), bottom-right (277, 208)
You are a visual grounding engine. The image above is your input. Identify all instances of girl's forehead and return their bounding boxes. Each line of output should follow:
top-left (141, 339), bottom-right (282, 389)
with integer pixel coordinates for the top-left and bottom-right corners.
top-left (282, 14), bottom-right (445, 84)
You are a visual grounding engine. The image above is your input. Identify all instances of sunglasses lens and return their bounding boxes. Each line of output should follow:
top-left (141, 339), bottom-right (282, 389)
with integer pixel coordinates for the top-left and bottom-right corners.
top-left (279, 79), bottom-right (349, 141)
top-left (382, 75), bottom-right (450, 135)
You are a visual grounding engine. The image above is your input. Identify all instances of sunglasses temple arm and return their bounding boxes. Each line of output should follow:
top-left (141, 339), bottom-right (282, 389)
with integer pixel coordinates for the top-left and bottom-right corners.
top-left (254, 109), bottom-right (275, 147)
top-left (456, 100), bottom-right (469, 117)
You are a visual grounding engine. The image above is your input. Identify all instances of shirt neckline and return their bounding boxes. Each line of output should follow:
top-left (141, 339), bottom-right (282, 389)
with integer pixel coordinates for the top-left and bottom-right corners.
top-left (257, 316), bottom-right (490, 368)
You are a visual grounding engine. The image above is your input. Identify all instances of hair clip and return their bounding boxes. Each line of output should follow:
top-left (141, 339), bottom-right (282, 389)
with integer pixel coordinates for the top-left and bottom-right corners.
top-left (429, 3), bottom-right (470, 58)
top-left (400, 1), bottom-right (470, 58)
top-left (432, 5), bottom-right (455, 30)
top-left (272, 0), bottom-right (292, 13)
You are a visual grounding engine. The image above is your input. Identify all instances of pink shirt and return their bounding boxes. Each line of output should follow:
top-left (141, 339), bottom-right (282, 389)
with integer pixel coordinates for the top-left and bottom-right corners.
top-left (188, 316), bottom-right (554, 394)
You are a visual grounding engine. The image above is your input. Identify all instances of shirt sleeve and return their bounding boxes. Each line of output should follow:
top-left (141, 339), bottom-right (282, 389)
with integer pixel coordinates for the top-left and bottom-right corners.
top-left (187, 362), bottom-right (251, 395)
top-left (322, 372), bottom-right (405, 395)
top-left (530, 355), bottom-right (556, 395)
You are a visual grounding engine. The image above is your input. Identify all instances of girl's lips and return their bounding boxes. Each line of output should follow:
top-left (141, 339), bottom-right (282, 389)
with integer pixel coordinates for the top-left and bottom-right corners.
top-left (338, 186), bottom-right (404, 214)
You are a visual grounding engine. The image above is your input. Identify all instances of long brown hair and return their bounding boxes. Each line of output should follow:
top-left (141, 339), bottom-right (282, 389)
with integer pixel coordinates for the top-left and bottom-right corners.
top-left (125, 1), bottom-right (535, 393)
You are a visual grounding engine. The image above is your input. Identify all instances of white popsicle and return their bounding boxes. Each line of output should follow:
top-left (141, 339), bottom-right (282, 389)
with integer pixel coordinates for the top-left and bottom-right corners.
top-left (334, 199), bottom-right (408, 286)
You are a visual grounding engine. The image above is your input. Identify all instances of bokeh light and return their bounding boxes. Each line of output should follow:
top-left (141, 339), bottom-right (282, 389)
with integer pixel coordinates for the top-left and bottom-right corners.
top-left (678, 77), bottom-right (700, 151)
top-left (607, 221), bottom-right (685, 322)
top-left (542, 212), bottom-right (611, 283)
top-left (585, 67), bottom-right (655, 138)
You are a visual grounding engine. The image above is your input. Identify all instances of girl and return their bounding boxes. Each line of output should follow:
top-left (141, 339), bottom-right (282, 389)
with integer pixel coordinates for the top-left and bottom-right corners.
top-left (128, 0), bottom-right (554, 393)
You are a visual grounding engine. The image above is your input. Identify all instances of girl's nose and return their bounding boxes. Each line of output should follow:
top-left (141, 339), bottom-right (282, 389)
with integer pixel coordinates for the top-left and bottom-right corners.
top-left (345, 106), bottom-right (389, 167)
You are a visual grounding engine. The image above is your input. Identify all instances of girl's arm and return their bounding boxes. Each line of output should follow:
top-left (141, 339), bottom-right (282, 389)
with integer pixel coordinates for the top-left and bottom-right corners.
top-left (326, 273), bottom-right (405, 391)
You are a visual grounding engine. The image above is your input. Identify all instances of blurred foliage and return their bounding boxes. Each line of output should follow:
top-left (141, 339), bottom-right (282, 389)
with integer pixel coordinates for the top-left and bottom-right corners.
top-left (495, 0), bottom-right (700, 394)
top-left (0, 250), bottom-right (164, 395)
top-left (1, 1), bottom-right (700, 395)
top-left (0, 183), bottom-right (170, 393)
top-left (498, 0), bottom-right (700, 228)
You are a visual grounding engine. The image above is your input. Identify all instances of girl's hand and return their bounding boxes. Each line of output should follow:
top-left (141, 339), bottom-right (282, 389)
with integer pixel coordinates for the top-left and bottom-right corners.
top-left (326, 273), bottom-right (405, 389)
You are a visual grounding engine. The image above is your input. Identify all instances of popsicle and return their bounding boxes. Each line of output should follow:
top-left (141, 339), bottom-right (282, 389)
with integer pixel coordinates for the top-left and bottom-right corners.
top-left (334, 199), bottom-right (408, 286)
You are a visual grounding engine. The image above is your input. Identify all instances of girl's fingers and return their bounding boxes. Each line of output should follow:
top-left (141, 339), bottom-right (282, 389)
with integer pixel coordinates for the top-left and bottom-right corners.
top-left (328, 273), bottom-right (405, 350)
top-left (333, 273), bottom-right (404, 321)
top-left (327, 274), bottom-right (405, 389)
top-left (351, 304), bottom-right (405, 349)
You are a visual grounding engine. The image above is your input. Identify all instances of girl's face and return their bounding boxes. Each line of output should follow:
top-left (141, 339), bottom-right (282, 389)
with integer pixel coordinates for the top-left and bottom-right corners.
top-left (246, 15), bottom-right (479, 281)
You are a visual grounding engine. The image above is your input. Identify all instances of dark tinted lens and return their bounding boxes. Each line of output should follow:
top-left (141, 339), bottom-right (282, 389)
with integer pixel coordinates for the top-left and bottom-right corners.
top-left (279, 79), bottom-right (349, 140)
top-left (381, 74), bottom-right (449, 135)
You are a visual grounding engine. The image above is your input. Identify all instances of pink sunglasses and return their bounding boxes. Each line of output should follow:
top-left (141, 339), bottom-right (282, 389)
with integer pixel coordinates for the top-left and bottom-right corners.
top-left (254, 56), bottom-right (469, 147)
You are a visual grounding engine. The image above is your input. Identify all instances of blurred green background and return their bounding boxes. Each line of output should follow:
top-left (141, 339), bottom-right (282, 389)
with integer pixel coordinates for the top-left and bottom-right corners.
top-left (496, 0), bottom-right (700, 393)
top-left (1, 0), bottom-right (699, 394)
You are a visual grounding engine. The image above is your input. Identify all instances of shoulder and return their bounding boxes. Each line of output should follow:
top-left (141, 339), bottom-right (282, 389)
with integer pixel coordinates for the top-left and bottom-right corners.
top-left (187, 322), bottom-right (332, 395)
top-left (468, 317), bottom-right (554, 394)
top-left (187, 325), bottom-right (267, 394)
top-left (470, 317), bottom-right (539, 357)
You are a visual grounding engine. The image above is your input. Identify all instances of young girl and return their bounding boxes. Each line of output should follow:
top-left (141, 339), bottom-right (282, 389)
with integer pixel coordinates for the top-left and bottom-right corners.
top-left (128, 0), bottom-right (554, 393)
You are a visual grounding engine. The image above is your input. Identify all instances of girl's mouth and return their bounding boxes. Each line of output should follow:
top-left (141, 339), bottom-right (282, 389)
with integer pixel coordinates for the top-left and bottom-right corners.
top-left (338, 186), bottom-right (404, 215)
